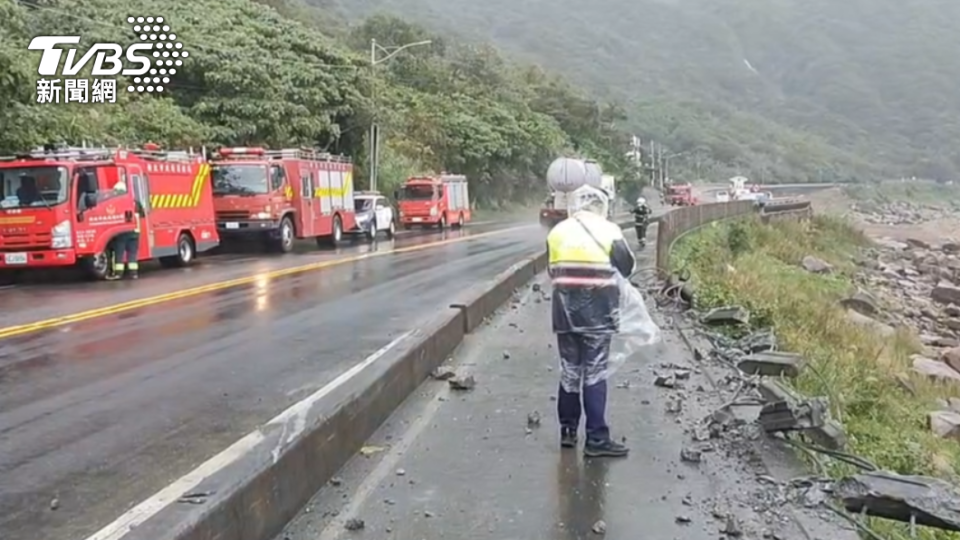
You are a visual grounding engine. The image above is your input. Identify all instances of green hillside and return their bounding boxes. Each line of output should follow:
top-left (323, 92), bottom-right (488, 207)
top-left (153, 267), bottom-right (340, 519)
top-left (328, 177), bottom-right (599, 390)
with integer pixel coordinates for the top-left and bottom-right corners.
top-left (332, 0), bottom-right (960, 184)
top-left (1, 0), bottom-right (638, 206)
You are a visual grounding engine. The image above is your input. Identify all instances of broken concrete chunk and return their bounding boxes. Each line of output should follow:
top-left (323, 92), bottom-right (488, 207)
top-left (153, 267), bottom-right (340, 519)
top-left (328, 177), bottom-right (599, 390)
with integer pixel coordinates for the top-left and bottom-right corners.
top-left (654, 374), bottom-right (677, 388)
top-left (807, 418), bottom-right (848, 451)
top-left (721, 514), bottom-right (744, 536)
top-left (837, 471), bottom-right (960, 531)
top-left (737, 351), bottom-right (805, 378)
top-left (701, 306), bottom-right (750, 326)
top-left (757, 379), bottom-right (802, 403)
top-left (429, 367), bottom-right (456, 380)
top-left (680, 446), bottom-right (702, 463)
top-left (737, 330), bottom-right (777, 353)
top-left (448, 375), bottom-right (476, 390)
top-left (527, 411), bottom-right (541, 427)
top-left (344, 518), bottom-right (365, 531)
top-left (758, 398), bottom-right (828, 432)
top-left (591, 520), bottom-right (607, 534)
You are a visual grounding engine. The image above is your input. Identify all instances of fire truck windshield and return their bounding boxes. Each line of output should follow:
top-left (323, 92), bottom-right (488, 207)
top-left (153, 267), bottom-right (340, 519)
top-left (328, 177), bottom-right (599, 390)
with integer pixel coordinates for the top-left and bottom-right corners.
top-left (401, 185), bottom-right (435, 201)
top-left (0, 166), bottom-right (69, 209)
top-left (212, 164), bottom-right (268, 195)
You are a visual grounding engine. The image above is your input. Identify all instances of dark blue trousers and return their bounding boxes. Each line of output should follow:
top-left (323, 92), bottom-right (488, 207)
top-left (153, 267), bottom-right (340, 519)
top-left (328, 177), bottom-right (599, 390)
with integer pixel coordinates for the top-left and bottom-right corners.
top-left (557, 332), bottom-right (612, 443)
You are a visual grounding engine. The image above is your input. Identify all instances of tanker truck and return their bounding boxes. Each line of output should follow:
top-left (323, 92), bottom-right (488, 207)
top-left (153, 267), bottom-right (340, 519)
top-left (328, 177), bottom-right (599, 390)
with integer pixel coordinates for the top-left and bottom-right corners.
top-left (539, 157), bottom-right (610, 228)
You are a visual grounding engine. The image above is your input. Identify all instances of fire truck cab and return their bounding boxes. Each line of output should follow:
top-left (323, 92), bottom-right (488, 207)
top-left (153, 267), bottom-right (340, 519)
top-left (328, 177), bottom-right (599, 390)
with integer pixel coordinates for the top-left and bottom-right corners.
top-left (210, 147), bottom-right (357, 252)
top-left (395, 173), bottom-right (471, 230)
top-left (0, 145), bottom-right (219, 279)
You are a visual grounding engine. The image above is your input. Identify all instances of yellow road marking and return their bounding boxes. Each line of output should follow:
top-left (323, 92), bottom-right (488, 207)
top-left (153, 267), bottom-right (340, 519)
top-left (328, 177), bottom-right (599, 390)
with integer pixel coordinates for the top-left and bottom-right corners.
top-left (0, 224), bottom-right (535, 340)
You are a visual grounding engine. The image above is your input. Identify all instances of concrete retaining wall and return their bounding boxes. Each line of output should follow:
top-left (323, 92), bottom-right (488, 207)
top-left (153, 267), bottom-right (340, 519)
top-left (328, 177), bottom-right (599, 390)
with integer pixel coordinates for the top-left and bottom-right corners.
top-left (654, 199), bottom-right (813, 275)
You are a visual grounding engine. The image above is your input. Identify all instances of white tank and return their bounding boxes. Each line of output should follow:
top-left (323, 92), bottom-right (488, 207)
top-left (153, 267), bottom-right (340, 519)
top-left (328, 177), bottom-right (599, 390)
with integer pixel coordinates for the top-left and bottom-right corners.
top-left (584, 160), bottom-right (603, 188)
top-left (546, 157), bottom-right (603, 193)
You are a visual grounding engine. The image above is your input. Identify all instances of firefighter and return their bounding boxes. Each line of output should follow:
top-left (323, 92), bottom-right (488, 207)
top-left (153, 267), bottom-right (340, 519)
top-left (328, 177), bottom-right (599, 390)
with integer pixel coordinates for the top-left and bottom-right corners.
top-left (106, 179), bottom-right (145, 280)
top-left (633, 196), bottom-right (652, 247)
top-left (546, 185), bottom-right (635, 458)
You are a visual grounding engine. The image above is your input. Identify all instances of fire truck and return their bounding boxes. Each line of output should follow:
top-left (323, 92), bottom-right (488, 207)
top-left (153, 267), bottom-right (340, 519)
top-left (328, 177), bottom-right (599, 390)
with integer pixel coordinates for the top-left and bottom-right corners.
top-left (395, 173), bottom-right (471, 229)
top-left (0, 145), bottom-right (219, 280)
top-left (209, 147), bottom-right (356, 252)
top-left (666, 183), bottom-right (698, 206)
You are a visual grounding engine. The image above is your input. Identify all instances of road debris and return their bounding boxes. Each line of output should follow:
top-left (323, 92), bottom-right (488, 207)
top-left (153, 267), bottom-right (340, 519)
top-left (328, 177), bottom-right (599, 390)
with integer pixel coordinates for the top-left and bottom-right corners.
top-left (344, 518), bottom-right (365, 531)
top-left (448, 375), bottom-right (476, 390)
top-left (591, 519), bottom-right (607, 534)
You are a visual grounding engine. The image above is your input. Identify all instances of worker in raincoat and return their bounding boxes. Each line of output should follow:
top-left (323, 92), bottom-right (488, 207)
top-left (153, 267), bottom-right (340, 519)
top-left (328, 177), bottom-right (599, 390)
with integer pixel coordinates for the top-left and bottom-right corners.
top-left (106, 179), bottom-right (145, 280)
top-left (633, 196), bottom-right (652, 247)
top-left (546, 185), bottom-right (636, 458)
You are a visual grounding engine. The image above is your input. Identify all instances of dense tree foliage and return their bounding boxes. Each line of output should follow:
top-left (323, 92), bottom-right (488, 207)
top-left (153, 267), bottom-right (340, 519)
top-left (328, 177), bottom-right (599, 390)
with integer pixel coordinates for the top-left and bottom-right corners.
top-left (2, 0), bottom-right (639, 207)
top-left (339, 0), bottom-right (960, 184)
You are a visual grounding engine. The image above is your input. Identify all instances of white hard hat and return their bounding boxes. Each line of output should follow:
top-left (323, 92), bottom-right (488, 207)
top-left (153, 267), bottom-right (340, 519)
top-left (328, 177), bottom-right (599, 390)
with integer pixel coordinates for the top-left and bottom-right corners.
top-left (112, 180), bottom-right (128, 193)
top-left (636, 197), bottom-right (646, 205)
top-left (569, 185), bottom-right (609, 217)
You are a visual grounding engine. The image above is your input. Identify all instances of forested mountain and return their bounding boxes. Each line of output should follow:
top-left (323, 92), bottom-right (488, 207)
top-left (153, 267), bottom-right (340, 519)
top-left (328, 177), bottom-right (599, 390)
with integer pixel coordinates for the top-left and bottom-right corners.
top-left (332, 0), bottom-right (960, 183)
top-left (2, 0), bottom-right (637, 207)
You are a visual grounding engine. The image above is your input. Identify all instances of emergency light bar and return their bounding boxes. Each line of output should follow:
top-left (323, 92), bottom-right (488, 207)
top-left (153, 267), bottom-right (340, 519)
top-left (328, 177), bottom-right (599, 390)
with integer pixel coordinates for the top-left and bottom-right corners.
top-left (218, 147), bottom-right (266, 157)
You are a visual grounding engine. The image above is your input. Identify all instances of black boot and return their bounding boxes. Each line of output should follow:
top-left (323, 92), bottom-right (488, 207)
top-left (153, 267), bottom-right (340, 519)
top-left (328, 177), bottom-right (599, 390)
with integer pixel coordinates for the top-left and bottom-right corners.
top-left (584, 438), bottom-right (629, 458)
top-left (560, 428), bottom-right (578, 449)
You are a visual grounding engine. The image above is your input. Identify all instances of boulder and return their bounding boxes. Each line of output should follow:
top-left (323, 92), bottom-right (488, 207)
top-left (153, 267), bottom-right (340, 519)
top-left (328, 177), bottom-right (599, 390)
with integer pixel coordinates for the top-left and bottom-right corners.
top-left (941, 347), bottom-right (960, 374)
top-left (929, 411), bottom-right (960, 440)
top-left (801, 255), bottom-right (833, 274)
top-left (933, 284), bottom-right (960, 306)
top-left (912, 356), bottom-right (960, 383)
top-left (839, 290), bottom-right (880, 316)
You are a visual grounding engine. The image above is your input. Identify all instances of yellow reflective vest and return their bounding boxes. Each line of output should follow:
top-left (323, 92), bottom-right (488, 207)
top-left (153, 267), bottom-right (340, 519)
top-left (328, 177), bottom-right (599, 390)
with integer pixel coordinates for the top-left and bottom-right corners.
top-left (546, 213), bottom-right (631, 334)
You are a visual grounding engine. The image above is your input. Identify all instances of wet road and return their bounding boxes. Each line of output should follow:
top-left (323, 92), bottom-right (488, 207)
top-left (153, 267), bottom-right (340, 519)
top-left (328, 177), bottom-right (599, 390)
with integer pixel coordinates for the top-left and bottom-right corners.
top-left (278, 227), bottom-right (854, 540)
top-left (0, 220), bottom-right (519, 329)
top-left (0, 221), bottom-right (545, 540)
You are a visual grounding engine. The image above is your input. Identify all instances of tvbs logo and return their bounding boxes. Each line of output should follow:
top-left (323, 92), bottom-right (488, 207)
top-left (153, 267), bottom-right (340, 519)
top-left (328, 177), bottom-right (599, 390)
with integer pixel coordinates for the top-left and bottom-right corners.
top-left (29, 16), bottom-right (188, 94)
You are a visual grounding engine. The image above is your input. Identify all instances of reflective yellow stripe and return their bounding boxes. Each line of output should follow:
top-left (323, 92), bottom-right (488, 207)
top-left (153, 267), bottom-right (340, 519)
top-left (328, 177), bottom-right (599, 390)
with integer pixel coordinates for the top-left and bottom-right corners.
top-left (553, 276), bottom-right (617, 287)
top-left (314, 170), bottom-right (354, 197)
top-left (189, 164), bottom-right (208, 206)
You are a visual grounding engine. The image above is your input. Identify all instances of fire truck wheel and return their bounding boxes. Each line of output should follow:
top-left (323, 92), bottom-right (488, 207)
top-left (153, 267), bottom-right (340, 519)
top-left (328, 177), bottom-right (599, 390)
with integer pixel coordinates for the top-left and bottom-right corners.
top-left (277, 217), bottom-right (295, 253)
top-left (81, 253), bottom-right (110, 281)
top-left (319, 214), bottom-right (344, 248)
top-left (160, 233), bottom-right (196, 268)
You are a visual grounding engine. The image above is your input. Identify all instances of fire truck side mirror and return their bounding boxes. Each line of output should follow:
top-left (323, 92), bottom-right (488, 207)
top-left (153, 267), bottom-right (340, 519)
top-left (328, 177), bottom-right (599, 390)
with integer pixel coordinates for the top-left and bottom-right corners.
top-left (83, 192), bottom-right (98, 208)
top-left (393, 190), bottom-right (400, 200)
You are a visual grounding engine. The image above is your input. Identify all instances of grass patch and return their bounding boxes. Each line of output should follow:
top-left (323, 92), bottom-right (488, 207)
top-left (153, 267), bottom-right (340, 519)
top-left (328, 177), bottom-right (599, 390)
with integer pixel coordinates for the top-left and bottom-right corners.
top-left (671, 215), bottom-right (960, 540)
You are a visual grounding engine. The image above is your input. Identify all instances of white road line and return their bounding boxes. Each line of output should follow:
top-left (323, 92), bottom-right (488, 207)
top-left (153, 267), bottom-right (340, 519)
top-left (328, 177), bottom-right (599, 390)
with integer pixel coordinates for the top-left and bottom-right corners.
top-left (85, 331), bottom-right (415, 540)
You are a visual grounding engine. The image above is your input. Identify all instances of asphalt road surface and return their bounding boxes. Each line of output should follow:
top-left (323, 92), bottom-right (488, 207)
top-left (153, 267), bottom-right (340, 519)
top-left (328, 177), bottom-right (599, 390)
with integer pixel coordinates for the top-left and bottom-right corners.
top-left (0, 220), bottom-right (546, 540)
top-left (278, 227), bottom-right (855, 540)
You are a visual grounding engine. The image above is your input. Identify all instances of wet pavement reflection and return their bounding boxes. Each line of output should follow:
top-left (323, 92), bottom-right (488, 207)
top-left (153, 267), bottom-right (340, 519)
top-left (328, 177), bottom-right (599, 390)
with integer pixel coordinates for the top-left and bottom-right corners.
top-left (556, 453), bottom-right (609, 539)
top-left (0, 220), bottom-right (536, 327)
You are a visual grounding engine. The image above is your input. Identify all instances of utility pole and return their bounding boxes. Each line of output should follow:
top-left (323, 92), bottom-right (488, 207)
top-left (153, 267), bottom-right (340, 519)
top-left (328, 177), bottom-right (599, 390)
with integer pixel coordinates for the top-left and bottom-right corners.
top-left (368, 38), bottom-right (432, 193)
top-left (649, 140), bottom-right (656, 188)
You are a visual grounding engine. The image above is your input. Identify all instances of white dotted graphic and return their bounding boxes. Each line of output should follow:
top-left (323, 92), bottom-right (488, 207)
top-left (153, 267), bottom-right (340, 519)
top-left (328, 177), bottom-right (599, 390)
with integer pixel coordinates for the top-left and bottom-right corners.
top-left (125, 16), bottom-right (185, 93)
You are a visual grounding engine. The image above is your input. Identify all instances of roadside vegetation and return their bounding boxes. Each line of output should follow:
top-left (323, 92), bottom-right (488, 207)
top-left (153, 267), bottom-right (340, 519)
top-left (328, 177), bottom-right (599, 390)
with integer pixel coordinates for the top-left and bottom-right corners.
top-left (1, 0), bottom-right (641, 207)
top-left (671, 216), bottom-right (959, 540)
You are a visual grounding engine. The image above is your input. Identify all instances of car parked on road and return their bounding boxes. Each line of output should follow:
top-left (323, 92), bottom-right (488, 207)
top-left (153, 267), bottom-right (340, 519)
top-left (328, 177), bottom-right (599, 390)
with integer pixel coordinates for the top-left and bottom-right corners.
top-left (350, 191), bottom-right (396, 241)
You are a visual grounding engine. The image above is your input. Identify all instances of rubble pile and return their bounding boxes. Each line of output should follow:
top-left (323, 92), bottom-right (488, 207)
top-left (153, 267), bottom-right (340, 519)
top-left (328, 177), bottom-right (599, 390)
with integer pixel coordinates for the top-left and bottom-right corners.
top-left (850, 200), bottom-right (950, 225)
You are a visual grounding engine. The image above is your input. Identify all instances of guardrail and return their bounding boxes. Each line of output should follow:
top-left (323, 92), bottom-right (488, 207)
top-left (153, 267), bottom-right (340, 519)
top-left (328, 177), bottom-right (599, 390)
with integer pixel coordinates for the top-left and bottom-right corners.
top-left (654, 199), bottom-right (813, 276)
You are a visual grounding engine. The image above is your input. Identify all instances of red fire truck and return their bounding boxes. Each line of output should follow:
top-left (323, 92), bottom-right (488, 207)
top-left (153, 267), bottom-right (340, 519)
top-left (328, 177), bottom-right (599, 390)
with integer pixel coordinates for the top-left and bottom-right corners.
top-left (395, 173), bottom-right (471, 229)
top-left (0, 145), bottom-right (219, 279)
top-left (210, 147), bottom-right (356, 252)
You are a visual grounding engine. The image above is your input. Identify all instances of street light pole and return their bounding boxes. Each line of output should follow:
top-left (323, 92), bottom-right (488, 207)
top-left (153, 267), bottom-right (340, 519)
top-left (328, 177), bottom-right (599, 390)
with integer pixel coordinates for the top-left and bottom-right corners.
top-left (368, 38), bottom-right (432, 193)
